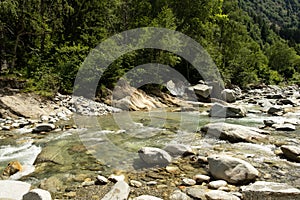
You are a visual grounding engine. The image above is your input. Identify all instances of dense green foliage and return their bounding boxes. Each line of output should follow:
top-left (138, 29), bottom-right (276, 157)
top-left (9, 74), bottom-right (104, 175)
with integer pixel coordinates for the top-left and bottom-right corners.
top-left (0, 0), bottom-right (299, 95)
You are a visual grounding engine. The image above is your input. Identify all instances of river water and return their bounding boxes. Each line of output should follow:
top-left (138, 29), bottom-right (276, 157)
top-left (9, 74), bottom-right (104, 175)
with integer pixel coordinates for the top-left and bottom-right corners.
top-left (0, 107), bottom-right (300, 194)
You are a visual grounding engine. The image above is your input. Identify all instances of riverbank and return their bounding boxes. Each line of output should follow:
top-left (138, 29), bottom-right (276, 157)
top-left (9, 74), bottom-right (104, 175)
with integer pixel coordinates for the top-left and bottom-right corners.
top-left (0, 84), bottom-right (300, 199)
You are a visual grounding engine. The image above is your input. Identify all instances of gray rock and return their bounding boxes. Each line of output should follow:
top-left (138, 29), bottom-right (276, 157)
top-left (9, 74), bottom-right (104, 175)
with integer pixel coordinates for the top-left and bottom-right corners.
top-left (263, 119), bottom-right (276, 127)
top-left (210, 103), bottom-right (247, 118)
top-left (208, 180), bottom-right (227, 189)
top-left (221, 89), bottom-right (236, 103)
top-left (101, 181), bottom-right (130, 200)
top-left (272, 123), bottom-right (296, 131)
top-left (169, 190), bottom-right (192, 200)
top-left (192, 84), bottom-right (212, 99)
top-left (163, 144), bottom-right (193, 157)
top-left (280, 145), bottom-right (300, 162)
top-left (133, 195), bottom-right (163, 200)
top-left (96, 175), bottom-right (108, 184)
top-left (33, 123), bottom-right (55, 133)
top-left (267, 106), bottom-right (283, 116)
top-left (277, 98), bottom-right (296, 106)
top-left (205, 190), bottom-right (240, 200)
top-left (266, 94), bottom-right (284, 99)
top-left (201, 123), bottom-right (269, 143)
top-left (207, 155), bottom-right (259, 184)
top-left (130, 180), bottom-right (142, 188)
top-left (186, 187), bottom-right (206, 199)
top-left (193, 174), bottom-right (210, 183)
top-left (182, 178), bottom-right (196, 186)
top-left (241, 181), bottom-right (300, 200)
top-left (23, 189), bottom-right (52, 200)
top-left (0, 180), bottom-right (31, 200)
top-left (138, 147), bottom-right (172, 166)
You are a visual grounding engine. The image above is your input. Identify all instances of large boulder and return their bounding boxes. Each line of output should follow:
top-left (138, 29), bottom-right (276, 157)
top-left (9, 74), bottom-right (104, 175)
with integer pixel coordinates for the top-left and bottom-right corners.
top-left (138, 147), bottom-right (172, 166)
top-left (241, 181), bottom-right (300, 200)
top-left (280, 145), bottom-right (300, 162)
top-left (201, 123), bottom-right (269, 143)
top-left (102, 181), bottom-right (130, 200)
top-left (190, 84), bottom-right (212, 102)
top-left (207, 155), bottom-right (259, 184)
top-left (221, 89), bottom-right (236, 103)
top-left (209, 103), bottom-right (247, 118)
top-left (0, 180), bottom-right (31, 200)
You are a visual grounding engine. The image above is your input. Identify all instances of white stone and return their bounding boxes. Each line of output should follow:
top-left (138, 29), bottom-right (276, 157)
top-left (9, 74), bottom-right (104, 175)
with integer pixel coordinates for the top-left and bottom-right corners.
top-left (208, 180), bottom-right (227, 189)
top-left (0, 180), bottom-right (31, 200)
top-left (22, 188), bottom-right (52, 200)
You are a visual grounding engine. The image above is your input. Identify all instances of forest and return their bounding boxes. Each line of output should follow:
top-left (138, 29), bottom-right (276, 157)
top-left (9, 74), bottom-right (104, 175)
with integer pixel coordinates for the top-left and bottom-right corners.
top-left (0, 0), bottom-right (300, 96)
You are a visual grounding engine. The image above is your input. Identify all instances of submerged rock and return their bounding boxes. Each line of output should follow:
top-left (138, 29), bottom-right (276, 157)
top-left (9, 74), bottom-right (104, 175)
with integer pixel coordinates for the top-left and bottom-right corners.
top-left (201, 123), bottom-right (269, 143)
top-left (207, 155), bottom-right (259, 184)
top-left (138, 147), bottom-right (172, 166)
top-left (280, 145), bottom-right (300, 162)
top-left (241, 181), bottom-right (300, 200)
top-left (102, 181), bottom-right (130, 200)
top-left (209, 103), bottom-right (247, 118)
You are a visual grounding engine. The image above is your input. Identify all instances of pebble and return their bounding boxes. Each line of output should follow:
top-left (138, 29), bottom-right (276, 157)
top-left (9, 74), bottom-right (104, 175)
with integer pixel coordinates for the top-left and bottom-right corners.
top-left (166, 166), bottom-right (180, 174)
top-left (130, 180), bottom-right (143, 188)
top-left (208, 180), bottom-right (227, 189)
top-left (146, 181), bottom-right (158, 185)
top-left (96, 175), bottom-right (108, 185)
top-left (182, 178), bottom-right (196, 186)
top-left (193, 174), bottom-right (210, 183)
top-left (108, 174), bottom-right (125, 182)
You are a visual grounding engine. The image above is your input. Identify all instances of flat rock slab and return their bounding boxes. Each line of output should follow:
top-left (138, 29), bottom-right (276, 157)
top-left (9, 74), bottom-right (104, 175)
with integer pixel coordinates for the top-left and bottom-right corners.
top-left (201, 123), bottom-right (269, 143)
top-left (205, 190), bottom-right (240, 200)
top-left (0, 180), bottom-right (31, 200)
top-left (241, 181), bottom-right (300, 200)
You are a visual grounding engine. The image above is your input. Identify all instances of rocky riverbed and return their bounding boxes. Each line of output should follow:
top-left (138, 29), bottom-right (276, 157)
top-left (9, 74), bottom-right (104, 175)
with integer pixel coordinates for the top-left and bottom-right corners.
top-left (0, 84), bottom-right (300, 200)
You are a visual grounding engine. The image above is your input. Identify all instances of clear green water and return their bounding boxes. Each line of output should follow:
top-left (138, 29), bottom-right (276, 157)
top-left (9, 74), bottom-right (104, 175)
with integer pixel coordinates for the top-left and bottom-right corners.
top-left (0, 109), bottom-right (299, 190)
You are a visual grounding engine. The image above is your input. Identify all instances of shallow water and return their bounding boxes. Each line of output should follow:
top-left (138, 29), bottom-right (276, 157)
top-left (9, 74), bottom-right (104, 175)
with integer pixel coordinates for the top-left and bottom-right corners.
top-left (0, 108), bottom-right (299, 190)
